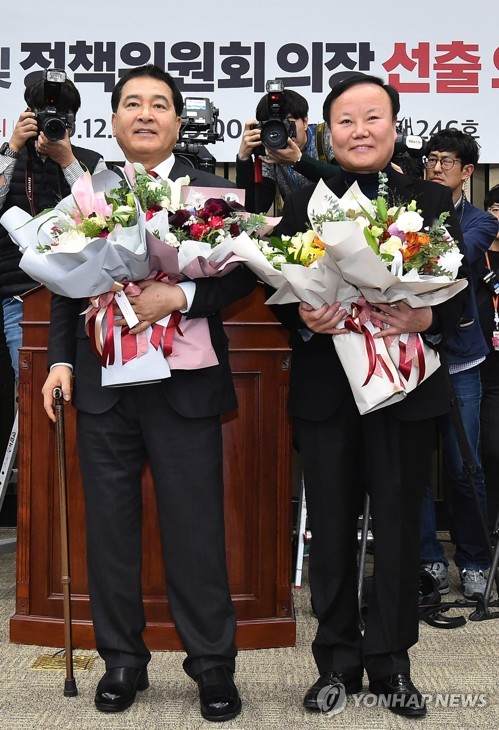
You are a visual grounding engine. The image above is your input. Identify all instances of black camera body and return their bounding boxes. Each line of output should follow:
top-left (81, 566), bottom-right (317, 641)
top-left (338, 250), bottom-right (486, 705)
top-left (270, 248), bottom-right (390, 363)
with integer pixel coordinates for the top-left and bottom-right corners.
top-left (177, 97), bottom-right (223, 145)
top-left (35, 69), bottom-right (74, 142)
top-left (252, 79), bottom-right (296, 155)
top-left (173, 97), bottom-right (223, 172)
top-left (392, 131), bottom-right (425, 177)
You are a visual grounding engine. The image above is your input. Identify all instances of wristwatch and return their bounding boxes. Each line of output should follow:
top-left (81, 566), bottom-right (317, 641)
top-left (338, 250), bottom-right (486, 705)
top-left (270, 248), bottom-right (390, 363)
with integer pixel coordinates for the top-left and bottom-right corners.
top-left (0, 142), bottom-right (20, 159)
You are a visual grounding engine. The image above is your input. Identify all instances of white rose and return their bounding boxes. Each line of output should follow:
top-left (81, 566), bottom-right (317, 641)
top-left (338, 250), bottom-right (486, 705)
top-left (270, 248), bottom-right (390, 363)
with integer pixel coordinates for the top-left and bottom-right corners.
top-left (396, 210), bottom-right (424, 233)
top-left (57, 229), bottom-right (87, 246)
top-left (164, 233), bottom-right (180, 247)
top-left (380, 235), bottom-right (404, 255)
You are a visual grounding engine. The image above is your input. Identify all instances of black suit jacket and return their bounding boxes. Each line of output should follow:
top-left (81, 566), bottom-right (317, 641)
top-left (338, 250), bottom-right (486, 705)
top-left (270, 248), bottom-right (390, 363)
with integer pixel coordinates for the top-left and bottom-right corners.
top-left (47, 158), bottom-right (256, 416)
top-left (271, 169), bottom-right (469, 422)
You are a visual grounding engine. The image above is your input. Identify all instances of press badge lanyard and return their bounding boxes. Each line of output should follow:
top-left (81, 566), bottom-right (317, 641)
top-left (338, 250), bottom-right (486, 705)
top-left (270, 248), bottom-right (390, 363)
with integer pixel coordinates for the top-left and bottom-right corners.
top-left (485, 251), bottom-right (499, 350)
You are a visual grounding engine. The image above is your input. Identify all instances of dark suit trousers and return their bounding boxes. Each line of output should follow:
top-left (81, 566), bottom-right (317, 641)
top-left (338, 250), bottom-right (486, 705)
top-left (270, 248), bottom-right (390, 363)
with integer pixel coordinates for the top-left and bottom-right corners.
top-left (76, 382), bottom-right (237, 679)
top-left (293, 394), bottom-right (434, 680)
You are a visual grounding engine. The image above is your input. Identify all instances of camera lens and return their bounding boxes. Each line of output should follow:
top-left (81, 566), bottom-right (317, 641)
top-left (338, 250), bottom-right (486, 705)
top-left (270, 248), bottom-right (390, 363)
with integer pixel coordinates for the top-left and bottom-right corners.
top-left (260, 120), bottom-right (289, 150)
top-left (43, 117), bottom-right (67, 142)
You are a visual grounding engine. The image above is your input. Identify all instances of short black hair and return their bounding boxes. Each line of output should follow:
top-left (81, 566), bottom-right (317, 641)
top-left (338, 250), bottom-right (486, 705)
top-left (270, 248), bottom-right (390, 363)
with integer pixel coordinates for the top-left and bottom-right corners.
top-left (425, 129), bottom-right (480, 167)
top-left (256, 88), bottom-right (308, 122)
top-left (484, 184), bottom-right (499, 210)
top-left (24, 76), bottom-right (81, 115)
top-left (322, 73), bottom-right (400, 123)
top-left (111, 64), bottom-right (183, 116)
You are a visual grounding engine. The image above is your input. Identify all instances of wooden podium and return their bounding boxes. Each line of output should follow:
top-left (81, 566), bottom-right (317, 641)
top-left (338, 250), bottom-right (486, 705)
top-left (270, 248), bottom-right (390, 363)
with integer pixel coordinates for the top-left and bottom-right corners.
top-left (10, 285), bottom-right (296, 650)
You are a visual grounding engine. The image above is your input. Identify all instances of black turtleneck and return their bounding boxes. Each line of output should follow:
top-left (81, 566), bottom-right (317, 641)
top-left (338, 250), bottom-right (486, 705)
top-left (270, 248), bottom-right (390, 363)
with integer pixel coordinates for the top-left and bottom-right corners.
top-left (342, 164), bottom-right (393, 199)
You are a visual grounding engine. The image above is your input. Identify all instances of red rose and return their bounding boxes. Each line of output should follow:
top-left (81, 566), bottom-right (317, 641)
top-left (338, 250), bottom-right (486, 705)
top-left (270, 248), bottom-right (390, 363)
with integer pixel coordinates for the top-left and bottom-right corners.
top-left (145, 205), bottom-right (160, 221)
top-left (190, 222), bottom-right (210, 240)
top-left (229, 222), bottom-right (240, 236)
top-left (209, 216), bottom-right (225, 229)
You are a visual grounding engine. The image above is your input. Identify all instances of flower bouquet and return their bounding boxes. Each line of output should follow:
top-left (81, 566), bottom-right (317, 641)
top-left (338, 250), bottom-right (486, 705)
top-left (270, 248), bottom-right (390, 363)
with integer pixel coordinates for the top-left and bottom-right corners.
top-left (0, 168), bottom-right (148, 300)
top-left (124, 162), bottom-right (269, 279)
top-left (231, 226), bottom-right (351, 308)
top-left (88, 164), bottom-right (270, 386)
top-left (308, 175), bottom-right (467, 307)
top-left (301, 175), bottom-right (467, 413)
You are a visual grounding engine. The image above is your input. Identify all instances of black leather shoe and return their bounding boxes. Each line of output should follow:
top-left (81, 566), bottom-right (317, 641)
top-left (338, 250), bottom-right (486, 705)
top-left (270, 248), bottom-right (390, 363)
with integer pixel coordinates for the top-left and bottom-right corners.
top-left (94, 666), bottom-right (149, 712)
top-left (196, 665), bottom-right (242, 722)
top-left (304, 671), bottom-right (363, 710)
top-left (369, 673), bottom-right (427, 717)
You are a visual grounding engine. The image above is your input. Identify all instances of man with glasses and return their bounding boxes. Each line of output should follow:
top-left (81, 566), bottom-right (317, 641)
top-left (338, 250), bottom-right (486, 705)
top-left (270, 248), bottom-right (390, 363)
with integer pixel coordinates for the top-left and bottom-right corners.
top-left (420, 130), bottom-right (499, 597)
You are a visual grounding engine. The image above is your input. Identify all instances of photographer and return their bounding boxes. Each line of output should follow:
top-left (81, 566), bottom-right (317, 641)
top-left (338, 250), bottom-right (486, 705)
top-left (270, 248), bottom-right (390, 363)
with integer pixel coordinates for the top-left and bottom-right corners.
top-left (0, 71), bottom-right (106, 381)
top-left (236, 88), bottom-right (338, 213)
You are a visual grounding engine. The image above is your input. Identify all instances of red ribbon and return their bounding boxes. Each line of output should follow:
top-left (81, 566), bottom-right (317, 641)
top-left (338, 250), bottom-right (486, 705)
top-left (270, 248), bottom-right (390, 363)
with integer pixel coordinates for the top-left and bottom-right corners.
top-left (150, 311), bottom-right (183, 357)
top-left (84, 275), bottom-right (187, 367)
top-left (344, 300), bottom-right (396, 387)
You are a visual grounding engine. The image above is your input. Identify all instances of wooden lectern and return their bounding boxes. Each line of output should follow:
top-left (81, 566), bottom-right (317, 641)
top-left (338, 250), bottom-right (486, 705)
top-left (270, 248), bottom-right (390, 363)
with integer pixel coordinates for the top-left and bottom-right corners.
top-left (10, 285), bottom-right (296, 650)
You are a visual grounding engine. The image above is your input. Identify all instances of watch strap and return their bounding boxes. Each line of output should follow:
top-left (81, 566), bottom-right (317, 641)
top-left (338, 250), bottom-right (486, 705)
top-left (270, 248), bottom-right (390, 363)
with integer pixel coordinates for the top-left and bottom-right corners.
top-left (0, 142), bottom-right (20, 159)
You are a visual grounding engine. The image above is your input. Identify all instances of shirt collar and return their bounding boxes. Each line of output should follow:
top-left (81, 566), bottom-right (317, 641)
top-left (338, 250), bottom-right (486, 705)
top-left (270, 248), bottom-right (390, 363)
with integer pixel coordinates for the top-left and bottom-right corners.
top-left (152, 155), bottom-right (175, 180)
top-left (126, 154), bottom-right (175, 180)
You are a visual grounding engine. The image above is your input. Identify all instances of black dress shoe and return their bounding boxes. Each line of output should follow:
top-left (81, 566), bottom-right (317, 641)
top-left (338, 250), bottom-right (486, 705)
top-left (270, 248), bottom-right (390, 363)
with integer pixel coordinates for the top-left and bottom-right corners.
top-left (304, 671), bottom-right (363, 710)
top-left (196, 665), bottom-right (241, 722)
top-left (369, 673), bottom-right (426, 717)
top-left (94, 666), bottom-right (149, 712)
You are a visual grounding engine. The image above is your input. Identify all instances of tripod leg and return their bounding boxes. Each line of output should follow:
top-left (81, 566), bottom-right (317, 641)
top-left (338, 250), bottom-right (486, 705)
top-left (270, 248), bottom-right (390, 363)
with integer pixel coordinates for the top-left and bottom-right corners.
top-left (443, 368), bottom-right (499, 604)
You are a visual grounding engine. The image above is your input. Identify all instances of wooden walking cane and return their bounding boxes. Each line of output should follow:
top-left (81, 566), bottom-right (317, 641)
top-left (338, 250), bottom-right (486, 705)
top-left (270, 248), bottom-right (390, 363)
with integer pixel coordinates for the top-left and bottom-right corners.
top-left (53, 387), bottom-right (78, 697)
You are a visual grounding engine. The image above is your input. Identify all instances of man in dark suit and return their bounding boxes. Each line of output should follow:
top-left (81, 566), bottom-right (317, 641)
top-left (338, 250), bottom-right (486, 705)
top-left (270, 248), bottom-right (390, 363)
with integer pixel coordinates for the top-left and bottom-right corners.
top-left (41, 65), bottom-right (255, 721)
top-left (271, 74), bottom-right (468, 719)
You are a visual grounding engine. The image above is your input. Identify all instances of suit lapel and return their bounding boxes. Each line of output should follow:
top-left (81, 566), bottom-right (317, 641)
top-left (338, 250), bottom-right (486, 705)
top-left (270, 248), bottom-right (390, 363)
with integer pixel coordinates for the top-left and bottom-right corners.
top-left (170, 159), bottom-right (199, 184)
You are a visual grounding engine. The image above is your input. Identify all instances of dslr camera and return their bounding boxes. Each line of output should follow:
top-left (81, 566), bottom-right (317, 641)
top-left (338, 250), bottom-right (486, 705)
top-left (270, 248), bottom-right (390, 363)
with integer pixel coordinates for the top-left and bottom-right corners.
top-left (392, 130), bottom-right (425, 177)
top-left (35, 68), bottom-right (74, 142)
top-left (252, 79), bottom-right (296, 154)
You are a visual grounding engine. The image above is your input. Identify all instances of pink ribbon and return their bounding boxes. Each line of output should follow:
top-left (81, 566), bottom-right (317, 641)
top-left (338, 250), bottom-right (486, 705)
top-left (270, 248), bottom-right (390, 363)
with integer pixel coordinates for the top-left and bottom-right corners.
top-left (398, 333), bottom-right (426, 384)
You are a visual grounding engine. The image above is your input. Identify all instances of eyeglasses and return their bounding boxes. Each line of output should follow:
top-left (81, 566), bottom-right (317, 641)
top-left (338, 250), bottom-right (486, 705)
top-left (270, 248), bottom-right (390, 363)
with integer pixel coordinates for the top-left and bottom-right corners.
top-left (423, 156), bottom-right (460, 170)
